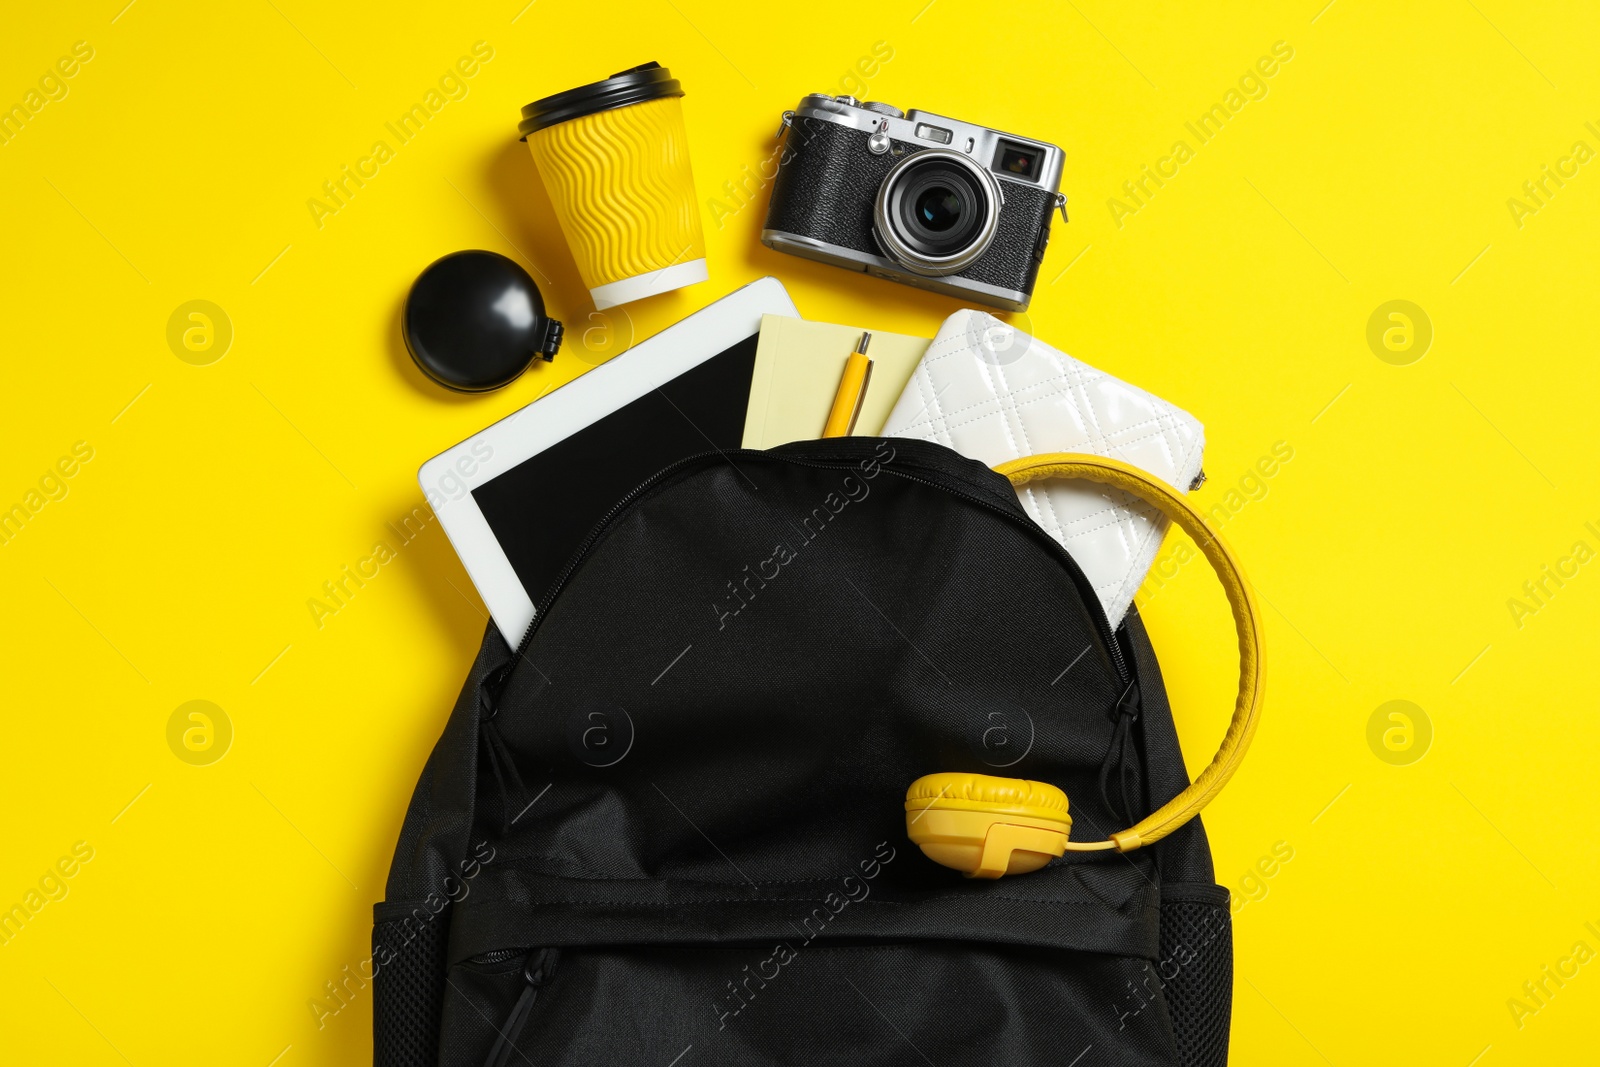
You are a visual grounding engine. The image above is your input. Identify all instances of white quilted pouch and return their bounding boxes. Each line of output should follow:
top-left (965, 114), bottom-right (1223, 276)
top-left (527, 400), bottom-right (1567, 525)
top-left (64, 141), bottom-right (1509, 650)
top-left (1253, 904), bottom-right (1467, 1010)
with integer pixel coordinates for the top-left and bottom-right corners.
top-left (881, 309), bottom-right (1205, 627)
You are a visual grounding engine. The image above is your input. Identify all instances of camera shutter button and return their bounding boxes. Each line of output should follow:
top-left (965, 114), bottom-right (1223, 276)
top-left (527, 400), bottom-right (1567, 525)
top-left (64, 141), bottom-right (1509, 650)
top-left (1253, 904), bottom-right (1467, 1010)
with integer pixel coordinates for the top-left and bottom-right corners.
top-left (867, 116), bottom-right (893, 154)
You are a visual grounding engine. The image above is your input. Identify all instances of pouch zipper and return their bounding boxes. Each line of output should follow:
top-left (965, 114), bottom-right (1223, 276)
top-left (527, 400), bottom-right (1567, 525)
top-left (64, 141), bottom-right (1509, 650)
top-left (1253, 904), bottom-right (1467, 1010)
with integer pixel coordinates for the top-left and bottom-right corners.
top-left (488, 446), bottom-right (1129, 707)
top-left (482, 948), bottom-right (557, 1067)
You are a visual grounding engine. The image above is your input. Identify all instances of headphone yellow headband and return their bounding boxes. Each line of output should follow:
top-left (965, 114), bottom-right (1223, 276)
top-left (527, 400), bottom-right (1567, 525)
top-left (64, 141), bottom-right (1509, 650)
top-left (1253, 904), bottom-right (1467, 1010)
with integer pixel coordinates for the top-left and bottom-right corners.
top-left (907, 454), bottom-right (1263, 873)
top-left (993, 452), bottom-right (1265, 852)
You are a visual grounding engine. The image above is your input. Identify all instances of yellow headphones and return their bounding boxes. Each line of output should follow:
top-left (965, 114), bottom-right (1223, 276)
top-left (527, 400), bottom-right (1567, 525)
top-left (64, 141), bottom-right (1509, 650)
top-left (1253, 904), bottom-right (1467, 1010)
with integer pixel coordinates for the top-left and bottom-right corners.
top-left (905, 453), bottom-right (1265, 878)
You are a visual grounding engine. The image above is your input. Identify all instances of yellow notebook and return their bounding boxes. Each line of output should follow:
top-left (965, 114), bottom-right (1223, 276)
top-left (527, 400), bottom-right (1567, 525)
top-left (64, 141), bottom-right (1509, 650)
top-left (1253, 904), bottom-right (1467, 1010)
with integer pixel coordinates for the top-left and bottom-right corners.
top-left (742, 315), bottom-right (931, 449)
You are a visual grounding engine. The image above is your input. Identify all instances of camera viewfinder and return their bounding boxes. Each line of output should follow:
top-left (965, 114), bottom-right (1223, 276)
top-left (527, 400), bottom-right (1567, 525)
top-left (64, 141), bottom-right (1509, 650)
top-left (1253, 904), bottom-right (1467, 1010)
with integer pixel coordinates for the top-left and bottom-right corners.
top-left (993, 140), bottom-right (1042, 180)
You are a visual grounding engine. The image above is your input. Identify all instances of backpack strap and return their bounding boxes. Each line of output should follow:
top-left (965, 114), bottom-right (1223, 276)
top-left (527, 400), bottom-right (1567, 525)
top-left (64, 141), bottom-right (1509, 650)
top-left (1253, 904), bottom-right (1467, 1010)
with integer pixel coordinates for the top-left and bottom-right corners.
top-left (995, 452), bottom-right (1265, 852)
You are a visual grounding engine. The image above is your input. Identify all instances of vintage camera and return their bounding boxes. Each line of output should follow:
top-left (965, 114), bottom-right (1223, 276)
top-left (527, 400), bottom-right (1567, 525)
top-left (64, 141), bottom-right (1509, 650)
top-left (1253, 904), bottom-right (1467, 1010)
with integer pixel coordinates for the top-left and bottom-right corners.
top-left (762, 94), bottom-right (1066, 311)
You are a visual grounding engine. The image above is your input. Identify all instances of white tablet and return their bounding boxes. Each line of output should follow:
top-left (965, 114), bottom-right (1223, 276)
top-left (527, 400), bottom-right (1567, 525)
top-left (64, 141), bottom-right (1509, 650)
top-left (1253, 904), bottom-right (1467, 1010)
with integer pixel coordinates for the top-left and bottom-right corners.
top-left (419, 276), bottom-right (799, 646)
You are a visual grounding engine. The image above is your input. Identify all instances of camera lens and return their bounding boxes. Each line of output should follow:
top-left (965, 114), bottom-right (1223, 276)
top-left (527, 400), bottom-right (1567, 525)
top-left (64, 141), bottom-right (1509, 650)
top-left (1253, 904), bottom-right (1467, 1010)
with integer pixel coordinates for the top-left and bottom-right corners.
top-left (916, 186), bottom-right (963, 231)
top-left (897, 163), bottom-right (983, 255)
top-left (875, 150), bottom-right (1001, 275)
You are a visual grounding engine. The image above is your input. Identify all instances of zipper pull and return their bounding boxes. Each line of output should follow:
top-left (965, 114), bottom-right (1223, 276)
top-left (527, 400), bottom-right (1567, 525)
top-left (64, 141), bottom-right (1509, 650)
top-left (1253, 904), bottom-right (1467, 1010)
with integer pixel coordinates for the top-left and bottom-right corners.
top-left (1108, 679), bottom-right (1141, 725)
top-left (483, 949), bottom-right (557, 1067)
top-left (1099, 681), bottom-right (1142, 824)
top-left (479, 663), bottom-right (514, 722)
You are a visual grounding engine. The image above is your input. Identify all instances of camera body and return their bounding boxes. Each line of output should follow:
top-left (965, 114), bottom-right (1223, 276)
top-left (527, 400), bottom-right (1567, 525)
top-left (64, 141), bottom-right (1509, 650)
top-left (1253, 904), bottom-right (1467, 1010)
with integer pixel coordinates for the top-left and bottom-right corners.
top-left (762, 94), bottom-right (1066, 311)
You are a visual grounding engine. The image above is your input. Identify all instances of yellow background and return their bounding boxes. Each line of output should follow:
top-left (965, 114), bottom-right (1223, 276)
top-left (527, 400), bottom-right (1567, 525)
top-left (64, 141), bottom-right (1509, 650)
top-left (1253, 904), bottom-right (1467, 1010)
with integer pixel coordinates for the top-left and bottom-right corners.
top-left (2, 1), bottom-right (1596, 1063)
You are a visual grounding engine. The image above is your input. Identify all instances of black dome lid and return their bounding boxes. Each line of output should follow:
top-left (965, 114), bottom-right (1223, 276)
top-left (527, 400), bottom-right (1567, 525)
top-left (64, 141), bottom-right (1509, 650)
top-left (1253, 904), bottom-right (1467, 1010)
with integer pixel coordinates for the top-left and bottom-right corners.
top-left (403, 250), bottom-right (563, 392)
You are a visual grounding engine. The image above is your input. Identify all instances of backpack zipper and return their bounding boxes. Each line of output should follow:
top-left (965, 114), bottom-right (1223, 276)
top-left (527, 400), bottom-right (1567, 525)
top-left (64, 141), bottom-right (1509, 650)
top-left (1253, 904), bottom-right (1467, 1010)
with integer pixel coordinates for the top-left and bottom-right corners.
top-left (482, 948), bottom-right (557, 1067)
top-left (494, 446), bottom-right (1129, 698)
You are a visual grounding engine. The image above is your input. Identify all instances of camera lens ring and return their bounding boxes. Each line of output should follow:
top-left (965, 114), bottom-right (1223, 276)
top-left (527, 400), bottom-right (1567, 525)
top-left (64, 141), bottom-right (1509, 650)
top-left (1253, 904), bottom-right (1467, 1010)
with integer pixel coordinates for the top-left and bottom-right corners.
top-left (873, 149), bottom-right (1002, 276)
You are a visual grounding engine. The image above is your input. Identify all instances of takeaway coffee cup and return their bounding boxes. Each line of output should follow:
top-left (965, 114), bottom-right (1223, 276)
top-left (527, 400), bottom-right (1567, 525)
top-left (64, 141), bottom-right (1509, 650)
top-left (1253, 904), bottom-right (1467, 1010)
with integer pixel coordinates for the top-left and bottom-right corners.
top-left (519, 62), bottom-right (708, 309)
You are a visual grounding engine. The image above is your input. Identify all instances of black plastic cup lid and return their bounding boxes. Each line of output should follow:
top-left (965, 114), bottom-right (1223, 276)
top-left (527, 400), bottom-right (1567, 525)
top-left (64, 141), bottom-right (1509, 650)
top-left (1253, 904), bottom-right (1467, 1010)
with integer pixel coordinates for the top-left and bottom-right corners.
top-left (518, 61), bottom-right (683, 140)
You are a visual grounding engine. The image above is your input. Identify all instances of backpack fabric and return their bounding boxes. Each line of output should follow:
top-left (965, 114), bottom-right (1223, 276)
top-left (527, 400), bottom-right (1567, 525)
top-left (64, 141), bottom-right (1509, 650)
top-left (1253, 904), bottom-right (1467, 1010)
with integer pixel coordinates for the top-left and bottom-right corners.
top-left (373, 436), bottom-right (1233, 1067)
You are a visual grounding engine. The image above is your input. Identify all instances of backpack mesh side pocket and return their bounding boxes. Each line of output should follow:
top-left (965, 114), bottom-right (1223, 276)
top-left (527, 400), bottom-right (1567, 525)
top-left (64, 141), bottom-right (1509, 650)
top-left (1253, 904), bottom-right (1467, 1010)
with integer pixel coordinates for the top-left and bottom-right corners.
top-left (373, 909), bottom-right (447, 1067)
top-left (1159, 885), bottom-right (1232, 1067)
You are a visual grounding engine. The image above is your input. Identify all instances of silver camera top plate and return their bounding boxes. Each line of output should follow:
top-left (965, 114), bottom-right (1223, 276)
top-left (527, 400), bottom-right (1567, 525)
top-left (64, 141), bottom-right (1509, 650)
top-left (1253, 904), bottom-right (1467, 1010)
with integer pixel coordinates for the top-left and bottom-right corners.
top-left (791, 93), bottom-right (1065, 196)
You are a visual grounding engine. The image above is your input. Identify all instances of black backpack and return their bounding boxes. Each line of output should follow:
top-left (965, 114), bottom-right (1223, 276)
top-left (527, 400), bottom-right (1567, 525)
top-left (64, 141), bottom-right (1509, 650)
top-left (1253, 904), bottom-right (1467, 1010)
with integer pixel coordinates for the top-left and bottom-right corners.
top-left (373, 437), bottom-right (1236, 1067)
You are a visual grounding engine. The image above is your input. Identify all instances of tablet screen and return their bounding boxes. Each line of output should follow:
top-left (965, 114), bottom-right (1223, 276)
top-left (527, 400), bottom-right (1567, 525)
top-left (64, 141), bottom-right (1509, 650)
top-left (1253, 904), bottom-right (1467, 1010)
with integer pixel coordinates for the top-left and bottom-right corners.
top-left (470, 333), bottom-right (759, 625)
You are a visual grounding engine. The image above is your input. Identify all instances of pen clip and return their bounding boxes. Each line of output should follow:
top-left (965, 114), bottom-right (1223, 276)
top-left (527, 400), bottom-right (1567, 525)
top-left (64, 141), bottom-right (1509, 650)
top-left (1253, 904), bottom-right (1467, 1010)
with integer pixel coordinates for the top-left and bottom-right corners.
top-left (845, 358), bottom-right (873, 436)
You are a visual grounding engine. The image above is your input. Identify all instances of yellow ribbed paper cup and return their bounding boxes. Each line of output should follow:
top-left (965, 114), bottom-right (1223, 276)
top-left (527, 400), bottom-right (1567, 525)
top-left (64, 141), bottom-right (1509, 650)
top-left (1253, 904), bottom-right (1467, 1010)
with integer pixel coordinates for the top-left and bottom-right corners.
top-left (519, 63), bottom-right (708, 309)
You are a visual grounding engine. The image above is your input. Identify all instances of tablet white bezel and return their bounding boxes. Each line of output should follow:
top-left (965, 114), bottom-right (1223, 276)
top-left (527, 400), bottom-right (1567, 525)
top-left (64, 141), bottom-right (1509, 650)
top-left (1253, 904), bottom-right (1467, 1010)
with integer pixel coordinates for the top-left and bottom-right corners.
top-left (419, 276), bottom-right (798, 646)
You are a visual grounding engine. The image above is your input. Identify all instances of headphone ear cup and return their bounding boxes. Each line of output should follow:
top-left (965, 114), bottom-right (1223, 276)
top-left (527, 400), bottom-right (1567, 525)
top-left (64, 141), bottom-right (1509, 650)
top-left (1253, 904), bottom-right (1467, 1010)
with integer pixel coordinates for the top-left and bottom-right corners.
top-left (904, 773), bottom-right (1073, 879)
top-left (906, 809), bottom-right (1070, 878)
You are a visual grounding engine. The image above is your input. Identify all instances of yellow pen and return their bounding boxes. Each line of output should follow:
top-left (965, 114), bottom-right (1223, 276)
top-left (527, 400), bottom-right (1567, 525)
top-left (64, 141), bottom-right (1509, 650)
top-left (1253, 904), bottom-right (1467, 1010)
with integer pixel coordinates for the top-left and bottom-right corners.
top-left (821, 331), bottom-right (874, 438)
